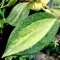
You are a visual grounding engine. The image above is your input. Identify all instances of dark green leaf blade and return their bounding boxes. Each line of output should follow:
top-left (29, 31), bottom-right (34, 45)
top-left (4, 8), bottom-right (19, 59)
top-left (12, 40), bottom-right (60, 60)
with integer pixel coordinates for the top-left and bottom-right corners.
top-left (15, 19), bottom-right (59, 56)
top-left (2, 12), bottom-right (59, 58)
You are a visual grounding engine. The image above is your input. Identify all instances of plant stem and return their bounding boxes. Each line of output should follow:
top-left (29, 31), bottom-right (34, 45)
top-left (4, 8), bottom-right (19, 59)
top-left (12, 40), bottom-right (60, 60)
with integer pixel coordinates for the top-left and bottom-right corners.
top-left (45, 5), bottom-right (60, 19)
top-left (1, 0), bottom-right (5, 7)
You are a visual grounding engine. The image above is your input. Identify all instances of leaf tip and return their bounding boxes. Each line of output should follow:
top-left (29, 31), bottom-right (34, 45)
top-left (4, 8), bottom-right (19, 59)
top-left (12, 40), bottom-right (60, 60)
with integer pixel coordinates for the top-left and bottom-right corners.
top-left (2, 53), bottom-right (8, 58)
top-left (2, 54), bottom-right (5, 58)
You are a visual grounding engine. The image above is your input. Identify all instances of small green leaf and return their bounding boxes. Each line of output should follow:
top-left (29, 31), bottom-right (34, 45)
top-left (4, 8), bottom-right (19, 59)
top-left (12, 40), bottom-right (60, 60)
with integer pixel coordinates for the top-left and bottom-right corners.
top-left (1, 0), bottom-right (17, 8)
top-left (5, 0), bottom-right (17, 7)
top-left (5, 2), bottom-right (30, 26)
top-left (2, 12), bottom-right (59, 58)
top-left (52, 8), bottom-right (60, 24)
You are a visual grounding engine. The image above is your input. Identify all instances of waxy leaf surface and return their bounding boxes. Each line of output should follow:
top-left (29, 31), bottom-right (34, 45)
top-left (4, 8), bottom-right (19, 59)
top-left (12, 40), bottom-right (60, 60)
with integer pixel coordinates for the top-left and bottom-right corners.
top-left (2, 12), bottom-right (59, 57)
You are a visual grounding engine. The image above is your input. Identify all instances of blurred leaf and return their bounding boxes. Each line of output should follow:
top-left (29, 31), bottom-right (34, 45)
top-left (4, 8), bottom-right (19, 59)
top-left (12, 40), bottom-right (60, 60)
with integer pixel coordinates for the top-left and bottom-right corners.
top-left (5, 0), bottom-right (17, 7)
top-left (5, 2), bottom-right (30, 26)
top-left (52, 0), bottom-right (60, 6)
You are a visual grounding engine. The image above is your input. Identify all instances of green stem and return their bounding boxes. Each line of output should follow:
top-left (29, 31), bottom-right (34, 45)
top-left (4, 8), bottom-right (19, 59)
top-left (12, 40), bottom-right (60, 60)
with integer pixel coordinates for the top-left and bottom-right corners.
top-left (1, 0), bottom-right (5, 7)
top-left (44, 5), bottom-right (60, 19)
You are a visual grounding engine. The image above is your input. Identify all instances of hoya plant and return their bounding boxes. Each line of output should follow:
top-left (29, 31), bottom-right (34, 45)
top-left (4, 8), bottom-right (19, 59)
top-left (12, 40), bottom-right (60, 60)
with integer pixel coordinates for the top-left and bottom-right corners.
top-left (0, 0), bottom-right (60, 60)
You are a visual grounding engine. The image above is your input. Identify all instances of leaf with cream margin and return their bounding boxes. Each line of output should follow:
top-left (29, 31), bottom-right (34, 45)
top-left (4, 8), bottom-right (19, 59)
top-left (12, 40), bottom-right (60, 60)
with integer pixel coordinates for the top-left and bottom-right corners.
top-left (5, 2), bottom-right (30, 26)
top-left (2, 12), bottom-right (59, 58)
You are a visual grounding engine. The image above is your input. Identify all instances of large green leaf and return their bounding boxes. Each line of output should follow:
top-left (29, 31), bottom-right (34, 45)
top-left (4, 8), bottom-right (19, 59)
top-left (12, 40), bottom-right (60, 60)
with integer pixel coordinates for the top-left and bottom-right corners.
top-left (5, 2), bottom-right (30, 26)
top-left (2, 12), bottom-right (59, 58)
top-left (15, 19), bottom-right (59, 56)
